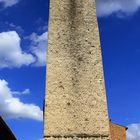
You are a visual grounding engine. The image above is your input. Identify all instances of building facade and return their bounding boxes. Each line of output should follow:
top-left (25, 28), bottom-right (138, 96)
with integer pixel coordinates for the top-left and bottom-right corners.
top-left (0, 116), bottom-right (17, 140)
top-left (110, 121), bottom-right (127, 140)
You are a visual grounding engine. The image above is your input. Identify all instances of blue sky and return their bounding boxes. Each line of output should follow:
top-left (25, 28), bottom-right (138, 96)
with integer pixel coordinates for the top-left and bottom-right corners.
top-left (0, 0), bottom-right (140, 140)
top-left (0, 0), bottom-right (48, 140)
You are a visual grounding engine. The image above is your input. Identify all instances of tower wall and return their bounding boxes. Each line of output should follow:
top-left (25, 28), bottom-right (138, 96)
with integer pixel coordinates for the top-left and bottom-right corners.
top-left (44, 0), bottom-right (110, 139)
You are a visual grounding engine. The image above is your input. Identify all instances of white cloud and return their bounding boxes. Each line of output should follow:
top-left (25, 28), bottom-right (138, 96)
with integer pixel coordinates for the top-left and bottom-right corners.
top-left (96, 0), bottom-right (140, 17)
top-left (127, 123), bottom-right (140, 140)
top-left (29, 32), bottom-right (48, 66)
top-left (21, 89), bottom-right (30, 94)
top-left (8, 23), bottom-right (24, 33)
top-left (0, 79), bottom-right (43, 121)
top-left (0, 31), bottom-right (35, 68)
top-left (12, 88), bottom-right (30, 95)
top-left (0, 31), bottom-right (47, 69)
top-left (38, 25), bottom-right (47, 32)
top-left (0, 0), bottom-right (19, 8)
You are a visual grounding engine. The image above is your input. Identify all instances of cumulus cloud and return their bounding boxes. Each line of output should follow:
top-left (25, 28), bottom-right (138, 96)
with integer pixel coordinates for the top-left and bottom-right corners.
top-left (29, 32), bottom-right (48, 66)
top-left (96, 0), bottom-right (140, 17)
top-left (0, 31), bottom-right (47, 68)
top-left (127, 123), bottom-right (140, 140)
top-left (0, 31), bottom-right (35, 68)
top-left (0, 0), bottom-right (19, 8)
top-left (0, 79), bottom-right (43, 121)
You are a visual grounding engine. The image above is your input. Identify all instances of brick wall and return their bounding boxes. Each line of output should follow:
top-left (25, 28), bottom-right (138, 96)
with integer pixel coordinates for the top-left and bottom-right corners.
top-left (110, 121), bottom-right (127, 140)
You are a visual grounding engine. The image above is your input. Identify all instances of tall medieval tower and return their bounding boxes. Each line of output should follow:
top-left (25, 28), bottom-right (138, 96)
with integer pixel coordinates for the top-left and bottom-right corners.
top-left (44, 0), bottom-right (110, 140)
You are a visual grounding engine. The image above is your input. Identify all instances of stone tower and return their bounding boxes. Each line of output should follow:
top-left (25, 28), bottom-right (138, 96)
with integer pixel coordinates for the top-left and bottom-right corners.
top-left (44, 0), bottom-right (110, 140)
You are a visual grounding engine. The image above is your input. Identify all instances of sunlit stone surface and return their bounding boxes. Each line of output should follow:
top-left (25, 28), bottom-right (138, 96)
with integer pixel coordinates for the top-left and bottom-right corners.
top-left (44, 0), bottom-right (110, 140)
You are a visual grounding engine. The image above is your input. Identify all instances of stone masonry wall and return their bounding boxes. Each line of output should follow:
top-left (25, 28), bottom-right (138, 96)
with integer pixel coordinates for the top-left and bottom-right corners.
top-left (44, 0), bottom-right (110, 139)
top-left (44, 137), bottom-right (109, 140)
